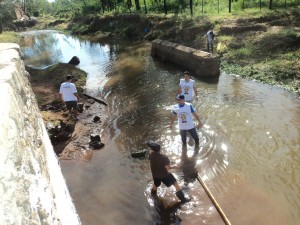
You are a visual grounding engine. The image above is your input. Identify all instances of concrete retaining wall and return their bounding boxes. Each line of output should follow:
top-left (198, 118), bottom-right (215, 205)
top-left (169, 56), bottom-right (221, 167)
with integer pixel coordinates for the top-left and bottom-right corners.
top-left (0, 43), bottom-right (81, 225)
top-left (151, 39), bottom-right (220, 77)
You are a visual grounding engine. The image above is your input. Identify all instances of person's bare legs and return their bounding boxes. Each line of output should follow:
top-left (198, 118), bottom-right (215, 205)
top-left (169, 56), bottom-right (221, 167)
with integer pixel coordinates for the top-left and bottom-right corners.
top-left (151, 184), bottom-right (158, 194)
top-left (70, 108), bottom-right (79, 120)
top-left (173, 182), bottom-right (181, 192)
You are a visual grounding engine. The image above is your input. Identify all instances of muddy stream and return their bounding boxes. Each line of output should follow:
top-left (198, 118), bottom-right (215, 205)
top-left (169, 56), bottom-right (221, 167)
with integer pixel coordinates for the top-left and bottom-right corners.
top-left (20, 31), bottom-right (300, 225)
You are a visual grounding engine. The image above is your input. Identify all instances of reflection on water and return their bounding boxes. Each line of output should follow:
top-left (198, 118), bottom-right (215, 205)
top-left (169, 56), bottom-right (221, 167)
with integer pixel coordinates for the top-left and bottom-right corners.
top-left (20, 30), bottom-right (115, 94)
top-left (20, 31), bottom-right (300, 225)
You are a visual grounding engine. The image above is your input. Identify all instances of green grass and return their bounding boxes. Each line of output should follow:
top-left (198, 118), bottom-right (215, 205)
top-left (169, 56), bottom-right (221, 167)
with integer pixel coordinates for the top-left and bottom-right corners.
top-left (0, 32), bottom-right (21, 43)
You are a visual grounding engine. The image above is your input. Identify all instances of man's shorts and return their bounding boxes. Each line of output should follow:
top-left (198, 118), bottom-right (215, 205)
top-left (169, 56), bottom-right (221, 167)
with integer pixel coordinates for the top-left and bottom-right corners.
top-left (153, 173), bottom-right (177, 187)
top-left (65, 101), bottom-right (78, 110)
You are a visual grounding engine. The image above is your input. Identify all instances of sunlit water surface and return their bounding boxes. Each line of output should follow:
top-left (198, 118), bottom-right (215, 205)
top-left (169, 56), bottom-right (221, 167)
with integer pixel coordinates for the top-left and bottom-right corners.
top-left (20, 31), bottom-right (300, 225)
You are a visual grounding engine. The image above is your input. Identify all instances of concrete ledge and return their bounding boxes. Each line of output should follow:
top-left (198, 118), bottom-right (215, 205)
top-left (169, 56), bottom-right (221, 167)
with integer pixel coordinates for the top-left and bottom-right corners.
top-left (151, 39), bottom-right (220, 77)
top-left (0, 43), bottom-right (81, 225)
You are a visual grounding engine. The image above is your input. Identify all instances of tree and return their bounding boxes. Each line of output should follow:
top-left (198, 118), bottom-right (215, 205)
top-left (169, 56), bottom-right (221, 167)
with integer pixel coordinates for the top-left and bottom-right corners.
top-left (127, 0), bottom-right (132, 12)
top-left (189, 0), bottom-right (193, 16)
top-left (0, 13), bottom-right (2, 33)
top-left (0, 0), bottom-right (16, 28)
top-left (269, 0), bottom-right (273, 9)
top-left (143, 0), bottom-right (147, 14)
top-left (163, 0), bottom-right (167, 14)
top-left (134, 0), bottom-right (140, 10)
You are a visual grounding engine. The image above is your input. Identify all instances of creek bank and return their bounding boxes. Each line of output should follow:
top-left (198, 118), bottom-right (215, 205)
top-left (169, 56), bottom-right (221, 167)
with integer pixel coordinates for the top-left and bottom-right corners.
top-left (26, 62), bottom-right (107, 159)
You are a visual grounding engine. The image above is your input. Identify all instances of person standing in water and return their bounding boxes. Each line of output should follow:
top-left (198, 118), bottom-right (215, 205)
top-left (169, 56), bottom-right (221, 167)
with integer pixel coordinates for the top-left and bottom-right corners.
top-left (177, 71), bottom-right (198, 103)
top-left (170, 94), bottom-right (202, 146)
top-left (147, 141), bottom-right (190, 203)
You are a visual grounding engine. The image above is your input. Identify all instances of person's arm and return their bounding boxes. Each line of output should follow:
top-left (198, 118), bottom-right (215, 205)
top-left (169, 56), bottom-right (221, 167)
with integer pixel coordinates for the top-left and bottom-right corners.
top-left (165, 164), bottom-right (180, 171)
top-left (177, 81), bottom-right (183, 95)
top-left (193, 81), bottom-right (198, 99)
top-left (72, 83), bottom-right (80, 101)
top-left (170, 113), bottom-right (177, 129)
top-left (59, 85), bottom-right (64, 102)
top-left (59, 93), bottom-right (64, 102)
top-left (74, 93), bottom-right (80, 101)
top-left (192, 111), bottom-right (202, 129)
top-left (177, 86), bottom-right (182, 95)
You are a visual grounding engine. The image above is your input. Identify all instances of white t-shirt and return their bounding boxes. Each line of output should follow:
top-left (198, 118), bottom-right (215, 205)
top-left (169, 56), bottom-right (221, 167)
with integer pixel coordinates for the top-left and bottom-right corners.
top-left (59, 82), bottom-right (78, 101)
top-left (172, 103), bottom-right (195, 130)
top-left (179, 79), bottom-right (195, 102)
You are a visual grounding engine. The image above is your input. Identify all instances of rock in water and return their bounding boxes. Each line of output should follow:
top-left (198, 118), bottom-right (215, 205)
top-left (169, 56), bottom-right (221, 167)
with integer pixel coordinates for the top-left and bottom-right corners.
top-left (68, 56), bottom-right (80, 65)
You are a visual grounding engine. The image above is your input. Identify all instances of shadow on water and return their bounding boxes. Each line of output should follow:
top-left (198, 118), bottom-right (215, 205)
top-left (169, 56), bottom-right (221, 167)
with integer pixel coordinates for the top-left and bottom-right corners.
top-left (151, 194), bottom-right (183, 225)
top-left (198, 75), bottom-right (220, 84)
top-left (152, 58), bottom-right (220, 85)
top-left (181, 145), bottom-right (199, 184)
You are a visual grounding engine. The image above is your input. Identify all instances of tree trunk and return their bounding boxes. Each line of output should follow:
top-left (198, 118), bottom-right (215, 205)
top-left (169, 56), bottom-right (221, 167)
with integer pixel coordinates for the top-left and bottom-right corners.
top-left (269, 0), bottom-right (273, 9)
top-left (0, 14), bottom-right (2, 34)
top-left (143, 0), bottom-right (147, 14)
top-left (23, 0), bottom-right (26, 13)
top-left (127, 0), bottom-right (132, 12)
top-left (163, 0), bottom-right (167, 14)
top-left (135, 0), bottom-right (140, 10)
top-left (260, 0), bottom-right (262, 10)
top-left (229, 0), bottom-right (232, 13)
top-left (189, 0), bottom-right (193, 16)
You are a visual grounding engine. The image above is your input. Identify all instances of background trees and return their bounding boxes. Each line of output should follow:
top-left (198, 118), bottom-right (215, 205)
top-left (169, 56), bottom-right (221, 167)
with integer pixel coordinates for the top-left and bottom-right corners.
top-left (0, 0), bottom-right (16, 32)
top-left (48, 0), bottom-right (299, 17)
top-left (1, 0), bottom-right (299, 29)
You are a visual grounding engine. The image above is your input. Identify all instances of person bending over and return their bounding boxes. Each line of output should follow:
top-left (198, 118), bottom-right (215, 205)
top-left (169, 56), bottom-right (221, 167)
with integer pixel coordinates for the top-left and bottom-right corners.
top-left (147, 141), bottom-right (190, 203)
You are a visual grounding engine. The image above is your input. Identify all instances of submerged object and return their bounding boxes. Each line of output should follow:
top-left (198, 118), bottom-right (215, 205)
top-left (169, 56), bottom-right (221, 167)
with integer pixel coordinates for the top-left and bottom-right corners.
top-left (131, 149), bottom-right (147, 158)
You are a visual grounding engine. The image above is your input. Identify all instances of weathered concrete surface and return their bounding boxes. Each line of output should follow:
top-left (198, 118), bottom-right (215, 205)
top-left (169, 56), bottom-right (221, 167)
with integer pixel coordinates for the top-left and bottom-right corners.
top-left (0, 43), bottom-right (81, 225)
top-left (151, 39), bottom-right (220, 77)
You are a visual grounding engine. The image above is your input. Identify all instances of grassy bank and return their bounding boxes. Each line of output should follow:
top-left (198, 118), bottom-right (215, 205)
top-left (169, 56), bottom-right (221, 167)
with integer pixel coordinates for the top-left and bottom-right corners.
top-left (0, 32), bottom-right (21, 43)
top-left (216, 10), bottom-right (300, 94)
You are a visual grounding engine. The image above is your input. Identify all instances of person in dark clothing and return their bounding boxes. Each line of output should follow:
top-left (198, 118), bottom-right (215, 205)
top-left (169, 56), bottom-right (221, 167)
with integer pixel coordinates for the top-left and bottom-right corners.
top-left (147, 141), bottom-right (190, 203)
top-left (206, 30), bottom-right (215, 53)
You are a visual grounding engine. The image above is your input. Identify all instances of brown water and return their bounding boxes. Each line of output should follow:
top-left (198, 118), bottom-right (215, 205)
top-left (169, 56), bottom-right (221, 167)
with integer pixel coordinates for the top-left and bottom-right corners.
top-left (20, 31), bottom-right (300, 225)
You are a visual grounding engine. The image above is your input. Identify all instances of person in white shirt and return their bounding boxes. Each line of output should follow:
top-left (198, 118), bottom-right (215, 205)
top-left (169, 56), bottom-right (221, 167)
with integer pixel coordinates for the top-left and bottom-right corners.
top-left (177, 71), bottom-right (198, 103)
top-left (170, 94), bottom-right (202, 146)
top-left (59, 74), bottom-right (80, 119)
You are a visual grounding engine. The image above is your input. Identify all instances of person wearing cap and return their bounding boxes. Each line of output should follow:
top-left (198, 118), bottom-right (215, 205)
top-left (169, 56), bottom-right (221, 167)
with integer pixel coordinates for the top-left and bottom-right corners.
top-left (170, 94), bottom-right (202, 146)
top-left (147, 140), bottom-right (190, 203)
top-left (177, 71), bottom-right (197, 103)
top-left (59, 74), bottom-right (80, 119)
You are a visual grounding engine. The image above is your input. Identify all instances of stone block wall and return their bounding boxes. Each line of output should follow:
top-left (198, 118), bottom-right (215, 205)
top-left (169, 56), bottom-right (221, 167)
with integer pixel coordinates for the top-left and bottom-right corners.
top-left (151, 39), bottom-right (220, 77)
top-left (0, 43), bottom-right (81, 225)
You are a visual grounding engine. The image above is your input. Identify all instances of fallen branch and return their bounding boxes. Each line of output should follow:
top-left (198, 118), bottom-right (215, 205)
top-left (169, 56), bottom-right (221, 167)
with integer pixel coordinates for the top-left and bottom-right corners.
top-left (83, 93), bottom-right (108, 106)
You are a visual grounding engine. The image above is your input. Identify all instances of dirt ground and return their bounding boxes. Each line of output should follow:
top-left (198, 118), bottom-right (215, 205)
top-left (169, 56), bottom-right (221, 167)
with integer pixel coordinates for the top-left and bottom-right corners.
top-left (57, 97), bottom-right (108, 161)
top-left (27, 62), bottom-right (108, 161)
